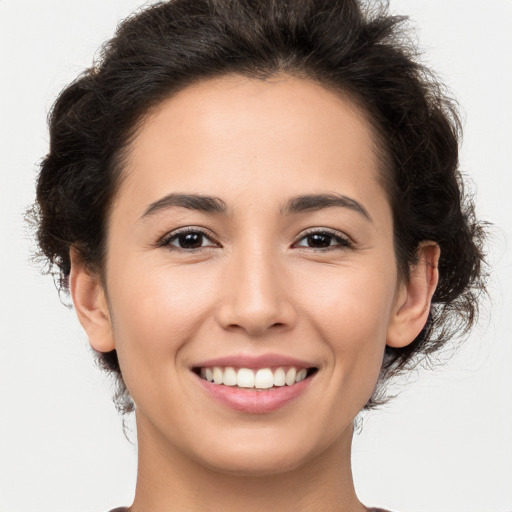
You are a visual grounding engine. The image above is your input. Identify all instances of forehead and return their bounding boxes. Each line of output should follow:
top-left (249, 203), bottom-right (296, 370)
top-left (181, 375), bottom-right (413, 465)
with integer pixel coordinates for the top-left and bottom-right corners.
top-left (119, 74), bottom-right (387, 215)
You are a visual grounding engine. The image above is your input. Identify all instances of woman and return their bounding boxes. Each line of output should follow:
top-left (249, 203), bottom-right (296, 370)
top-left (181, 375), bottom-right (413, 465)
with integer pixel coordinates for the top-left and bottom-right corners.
top-left (29, 0), bottom-right (489, 510)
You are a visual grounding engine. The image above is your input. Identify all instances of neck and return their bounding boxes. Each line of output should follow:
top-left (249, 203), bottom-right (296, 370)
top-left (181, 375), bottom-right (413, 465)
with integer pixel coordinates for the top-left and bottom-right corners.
top-left (130, 415), bottom-right (366, 512)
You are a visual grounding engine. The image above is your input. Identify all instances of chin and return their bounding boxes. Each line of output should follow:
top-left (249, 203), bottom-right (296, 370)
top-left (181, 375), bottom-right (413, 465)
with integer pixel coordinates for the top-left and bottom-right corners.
top-left (197, 443), bottom-right (317, 477)
top-left (181, 419), bottom-right (349, 477)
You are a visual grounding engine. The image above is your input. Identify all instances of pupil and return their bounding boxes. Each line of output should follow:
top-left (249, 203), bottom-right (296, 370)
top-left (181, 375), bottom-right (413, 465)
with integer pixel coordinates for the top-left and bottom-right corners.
top-left (179, 232), bottom-right (202, 248)
top-left (308, 234), bottom-right (331, 248)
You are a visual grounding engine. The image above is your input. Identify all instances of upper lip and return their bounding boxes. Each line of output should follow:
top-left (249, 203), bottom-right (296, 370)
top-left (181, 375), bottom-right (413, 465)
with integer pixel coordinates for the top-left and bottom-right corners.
top-left (192, 353), bottom-right (317, 369)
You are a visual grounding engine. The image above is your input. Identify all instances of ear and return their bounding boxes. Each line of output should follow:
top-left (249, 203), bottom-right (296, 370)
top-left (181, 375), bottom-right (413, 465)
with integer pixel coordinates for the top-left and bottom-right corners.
top-left (69, 248), bottom-right (115, 352)
top-left (387, 242), bottom-right (440, 348)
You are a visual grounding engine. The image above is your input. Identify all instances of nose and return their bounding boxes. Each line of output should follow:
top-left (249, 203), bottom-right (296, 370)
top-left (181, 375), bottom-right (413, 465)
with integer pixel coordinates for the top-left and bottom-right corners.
top-left (215, 245), bottom-right (297, 336)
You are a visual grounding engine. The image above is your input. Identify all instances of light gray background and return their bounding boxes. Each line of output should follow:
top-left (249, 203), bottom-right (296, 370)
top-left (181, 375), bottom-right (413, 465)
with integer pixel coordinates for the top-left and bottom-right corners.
top-left (1, 1), bottom-right (511, 511)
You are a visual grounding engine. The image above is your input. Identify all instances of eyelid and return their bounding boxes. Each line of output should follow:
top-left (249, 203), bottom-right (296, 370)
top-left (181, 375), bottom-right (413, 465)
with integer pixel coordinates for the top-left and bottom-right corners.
top-left (292, 227), bottom-right (355, 249)
top-left (158, 226), bottom-right (221, 249)
top-left (156, 226), bottom-right (354, 251)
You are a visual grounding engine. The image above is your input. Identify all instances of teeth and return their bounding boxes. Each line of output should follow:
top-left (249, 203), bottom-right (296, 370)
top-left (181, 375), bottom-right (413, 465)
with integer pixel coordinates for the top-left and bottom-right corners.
top-left (254, 368), bottom-right (274, 389)
top-left (200, 366), bottom-right (312, 389)
top-left (213, 367), bottom-right (223, 384)
top-left (295, 368), bottom-right (307, 382)
top-left (285, 367), bottom-right (297, 386)
top-left (237, 368), bottom-right (255, 388)
top-left (223, 366), bottom-right (237, 386)
top-left (273, 367), bottom-right (286, 387)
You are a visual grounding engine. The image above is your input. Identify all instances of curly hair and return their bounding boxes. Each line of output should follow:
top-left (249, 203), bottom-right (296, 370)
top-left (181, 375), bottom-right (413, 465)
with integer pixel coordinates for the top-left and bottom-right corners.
top-left (33, 0), bottom-right (487, 413)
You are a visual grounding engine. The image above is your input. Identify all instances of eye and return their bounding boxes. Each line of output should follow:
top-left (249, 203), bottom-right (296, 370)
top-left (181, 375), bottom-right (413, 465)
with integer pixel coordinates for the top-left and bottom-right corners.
top-left (294, 229), bottom-right (352, 250)
top-left (160, 227), bottom-right (219, 251)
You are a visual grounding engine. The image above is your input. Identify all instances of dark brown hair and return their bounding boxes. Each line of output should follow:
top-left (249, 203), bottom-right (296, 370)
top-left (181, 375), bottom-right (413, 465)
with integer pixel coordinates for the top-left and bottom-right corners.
top-left (33, 0), bottom-right (487, 412)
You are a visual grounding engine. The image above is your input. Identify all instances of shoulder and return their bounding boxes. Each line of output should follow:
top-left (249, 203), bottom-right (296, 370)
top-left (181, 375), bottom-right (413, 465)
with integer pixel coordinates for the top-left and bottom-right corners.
top-left (106, 507), bottom-right (394, 511)
top-left (109, 508), bottom-right (391, 512)
top-left (108, 507), bottom-right (392, 511)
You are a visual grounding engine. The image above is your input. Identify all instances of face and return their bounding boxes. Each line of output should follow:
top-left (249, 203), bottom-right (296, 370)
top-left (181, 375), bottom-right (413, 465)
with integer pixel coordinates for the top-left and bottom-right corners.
top-left (80, 74), bottom-right (415, 475)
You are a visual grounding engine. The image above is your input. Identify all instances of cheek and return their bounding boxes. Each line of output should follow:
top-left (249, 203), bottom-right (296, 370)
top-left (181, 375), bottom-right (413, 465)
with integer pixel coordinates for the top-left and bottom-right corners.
top-left (297, 260), bottom-right (396, 335)
top-left (106, 260), bottom-right (218, 392)
top-left (296, 261), bottom-right (396, 386)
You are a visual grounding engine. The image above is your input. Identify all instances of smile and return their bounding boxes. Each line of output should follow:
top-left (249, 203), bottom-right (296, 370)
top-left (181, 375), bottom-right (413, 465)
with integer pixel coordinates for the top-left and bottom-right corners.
top-left (192, 354), bottom-right (319, 413)
top-left (196, 366), bottom-right (317, 390)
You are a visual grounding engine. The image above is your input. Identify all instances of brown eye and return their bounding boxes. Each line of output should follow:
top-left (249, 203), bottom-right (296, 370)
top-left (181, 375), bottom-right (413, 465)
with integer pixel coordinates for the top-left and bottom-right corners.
top-left (174, 232), bottom-right (205, 249)
top-left (295, 230), bottom-right (352, 250)
top-left (305, 233), bottom-right (333, 248)
top-left (162, 228), bottom-right (218, 250)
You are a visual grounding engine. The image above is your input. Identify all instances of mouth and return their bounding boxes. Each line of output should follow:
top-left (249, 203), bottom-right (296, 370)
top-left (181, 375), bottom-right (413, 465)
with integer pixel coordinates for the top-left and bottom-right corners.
top-left (192, 365), bottom-right (318, 391)
top-left (191, 354), bottom-right (319, 413)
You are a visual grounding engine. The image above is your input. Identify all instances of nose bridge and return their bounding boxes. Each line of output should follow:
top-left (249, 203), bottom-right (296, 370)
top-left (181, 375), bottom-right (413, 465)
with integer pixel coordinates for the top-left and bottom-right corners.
top-left (216, 236), bottom-right (294, 335)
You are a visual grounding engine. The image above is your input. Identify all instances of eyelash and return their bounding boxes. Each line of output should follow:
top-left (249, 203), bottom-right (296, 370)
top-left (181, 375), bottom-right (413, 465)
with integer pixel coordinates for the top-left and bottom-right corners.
top-left (158, 227), bottom-right (220, 252)
top-left (292, 228), bottom-right (354, 251)
top-left (158, 227), bottom-right (354, 252)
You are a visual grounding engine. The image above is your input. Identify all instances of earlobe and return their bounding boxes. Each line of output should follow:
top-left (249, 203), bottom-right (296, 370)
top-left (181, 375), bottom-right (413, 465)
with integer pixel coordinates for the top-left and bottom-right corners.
top-left (69, 249), bottom-right (115, 353)
top-left (386, 242), bottom-right (440, 348)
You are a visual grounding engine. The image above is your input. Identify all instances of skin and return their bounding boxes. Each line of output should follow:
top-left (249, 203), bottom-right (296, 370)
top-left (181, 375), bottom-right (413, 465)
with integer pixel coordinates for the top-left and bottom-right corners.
top-left (70, 74), bottom-right (439, 512)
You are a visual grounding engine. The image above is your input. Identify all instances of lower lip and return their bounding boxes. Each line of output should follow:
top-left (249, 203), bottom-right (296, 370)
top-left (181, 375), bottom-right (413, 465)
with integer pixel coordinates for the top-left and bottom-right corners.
top-left (195, 374), bottom-right (313, 414)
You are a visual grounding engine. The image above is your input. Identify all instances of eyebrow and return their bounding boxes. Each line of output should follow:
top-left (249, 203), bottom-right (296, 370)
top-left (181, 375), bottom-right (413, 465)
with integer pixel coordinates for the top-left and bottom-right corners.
top-left (140, 192), bottom-right (371, 221)
top-left (141, 193), bottom-right (227, 219)
top-left (280, 193), bottom-right (372, 221)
